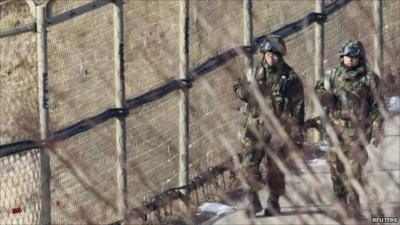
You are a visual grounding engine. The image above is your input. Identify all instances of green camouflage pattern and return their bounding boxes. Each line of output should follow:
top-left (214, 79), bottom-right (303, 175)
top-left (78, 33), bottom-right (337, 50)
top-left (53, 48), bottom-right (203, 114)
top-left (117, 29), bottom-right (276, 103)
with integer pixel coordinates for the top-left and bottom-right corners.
top-left (317, 63), bottom-right (382, 140)
top-left (234, 61), bottom-right (304, 126)
top-left (233, 59), bottom-right (304, 196)
top-left (316, 61), bottom-right (383, 200)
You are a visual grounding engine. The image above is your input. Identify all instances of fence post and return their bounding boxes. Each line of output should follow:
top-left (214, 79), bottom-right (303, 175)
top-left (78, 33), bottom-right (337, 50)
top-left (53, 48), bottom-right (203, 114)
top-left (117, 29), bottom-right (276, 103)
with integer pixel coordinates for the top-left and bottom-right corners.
top-left (313, 0), bottom-right (325, 142)
top-left (25, 0), bottom-right (36, 18)
top-left (37, 5), bottom-right (51, 225)
top-left (315, 0), bottom-right (324, 83)
top-left (373, 0), bottom-right (383, 78)
top-left (178, 0), bottom-right (190, 202)
top-left (113, 0), bottom-right (128, 221)
top-left (243, 0), bottom-right (253, 79)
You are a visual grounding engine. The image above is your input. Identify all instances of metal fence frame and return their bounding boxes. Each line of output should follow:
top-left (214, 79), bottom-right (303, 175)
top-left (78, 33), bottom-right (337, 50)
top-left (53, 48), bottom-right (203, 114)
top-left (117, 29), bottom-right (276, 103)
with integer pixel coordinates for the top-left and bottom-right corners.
top-left (1, 0), bottom-right (386, 223)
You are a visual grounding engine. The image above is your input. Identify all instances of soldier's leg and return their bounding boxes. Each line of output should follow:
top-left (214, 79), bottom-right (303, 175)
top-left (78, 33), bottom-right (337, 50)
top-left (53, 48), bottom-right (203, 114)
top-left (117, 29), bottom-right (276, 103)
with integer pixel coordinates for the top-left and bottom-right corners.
top-left (242, 147), bottom-right (264, 215)
top-left (266, 154), bottom-right (286, 197)
top-left (264, 139), bottom-right (287, 216)
top-left (327, 150), bottom-right (348, 211)
top-left (241, 127), bottom-right (265, 215)
top-left (347, 140), bottom-right (367, 218)
top-left (242, 142), bottom-right (265, 191)
top-left (264, 158), bottom-right (284, 216)
top-left (347, 161), bottom-right (362, 218)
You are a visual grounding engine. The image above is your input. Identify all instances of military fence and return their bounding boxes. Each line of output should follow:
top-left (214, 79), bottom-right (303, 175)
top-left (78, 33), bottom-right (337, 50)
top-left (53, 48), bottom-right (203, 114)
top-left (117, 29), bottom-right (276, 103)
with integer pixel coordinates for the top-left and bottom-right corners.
top-left (0, 0), bottom-right (399, 224)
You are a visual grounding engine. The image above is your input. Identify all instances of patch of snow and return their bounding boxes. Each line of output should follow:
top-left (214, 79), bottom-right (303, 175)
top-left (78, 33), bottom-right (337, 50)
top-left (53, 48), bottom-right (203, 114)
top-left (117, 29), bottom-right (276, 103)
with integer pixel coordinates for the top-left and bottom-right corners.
top-left (387, 96), bottom-right (400, 113)
top-left (306, 158), bottom-right (327, 167)
top-left (199, 202), bottom-right (236, 216)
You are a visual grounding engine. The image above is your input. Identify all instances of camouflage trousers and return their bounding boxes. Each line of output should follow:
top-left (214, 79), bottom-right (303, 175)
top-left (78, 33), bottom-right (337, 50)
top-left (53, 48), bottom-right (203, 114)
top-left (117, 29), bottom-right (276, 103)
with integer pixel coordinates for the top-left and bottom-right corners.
top-left (241, 118), bottom-right (302, 197)
top-left (327, 120), bottom-right (369, 201)
top-left (242, 145), bottom-right (286, 197)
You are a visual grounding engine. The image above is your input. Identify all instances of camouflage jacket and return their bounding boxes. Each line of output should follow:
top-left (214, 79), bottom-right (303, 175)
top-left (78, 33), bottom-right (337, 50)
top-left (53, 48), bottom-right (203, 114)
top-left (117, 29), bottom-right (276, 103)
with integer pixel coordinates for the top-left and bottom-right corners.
top-left (234, 60), bottom-right (305, 125)
top-left (315, 63), bottom-right (383, 138)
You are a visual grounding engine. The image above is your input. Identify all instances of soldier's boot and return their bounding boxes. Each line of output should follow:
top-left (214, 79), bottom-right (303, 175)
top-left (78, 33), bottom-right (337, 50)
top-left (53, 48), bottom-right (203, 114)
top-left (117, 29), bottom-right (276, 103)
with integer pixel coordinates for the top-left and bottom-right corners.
top-left (337, 196), bottom-right (348, 217)
top-left (245, 190), bottom-right (262, 217)
top-left (338, 196), bottom-right (348, 210)
top-left (348, 192), bottom-right (364, 219)
top-left (263, 194), bottom-right (281, 217)
top-left (330, 196), bottom-right (349, 223)
top-left (264, 162), bottom-right (284, 217)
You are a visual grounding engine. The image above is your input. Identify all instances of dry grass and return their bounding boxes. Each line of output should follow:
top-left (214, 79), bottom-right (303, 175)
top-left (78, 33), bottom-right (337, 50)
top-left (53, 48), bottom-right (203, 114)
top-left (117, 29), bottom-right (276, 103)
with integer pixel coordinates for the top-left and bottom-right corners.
top-left (0, 11), bottom-right (21, 29)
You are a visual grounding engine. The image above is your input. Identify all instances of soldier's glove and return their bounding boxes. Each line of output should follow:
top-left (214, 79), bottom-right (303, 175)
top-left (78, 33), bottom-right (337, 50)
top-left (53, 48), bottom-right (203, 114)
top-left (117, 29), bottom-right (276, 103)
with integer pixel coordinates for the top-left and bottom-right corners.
top-left (233, 79), bottom-right (251, 102)
top-left (371, 129), bottom-right (384, 148)
top-left (317, 91), bottom-right (335, 108)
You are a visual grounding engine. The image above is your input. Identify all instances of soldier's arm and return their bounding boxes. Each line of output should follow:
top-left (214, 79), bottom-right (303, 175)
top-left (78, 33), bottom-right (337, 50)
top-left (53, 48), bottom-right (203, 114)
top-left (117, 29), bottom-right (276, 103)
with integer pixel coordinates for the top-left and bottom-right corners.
top-left (368, 73), bottom-right (383, 122)
top-left (233, 65), bottom-right (261, 103)
top-left (283, 72), bottom-right (305, 146)
top-left (288, 73), bottom-right (305, 125)
top-left (369, 72), bottom-right (385, 145)
top-left (315, 69), bottom-right (337, 108)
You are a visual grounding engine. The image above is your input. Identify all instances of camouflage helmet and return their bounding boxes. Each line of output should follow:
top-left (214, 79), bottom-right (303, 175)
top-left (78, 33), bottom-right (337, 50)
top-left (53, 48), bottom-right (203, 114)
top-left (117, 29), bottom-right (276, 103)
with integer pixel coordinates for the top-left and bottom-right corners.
top-left (339, 40), bottom-right (366, 59)
top-left (260, 34), bottom-right (287, 56)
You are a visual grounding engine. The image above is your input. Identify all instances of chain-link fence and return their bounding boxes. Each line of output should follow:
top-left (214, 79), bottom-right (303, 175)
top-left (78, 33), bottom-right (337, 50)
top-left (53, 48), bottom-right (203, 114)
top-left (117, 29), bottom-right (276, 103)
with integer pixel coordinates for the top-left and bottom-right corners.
top-left (1, 0), bottom-right (399, 224)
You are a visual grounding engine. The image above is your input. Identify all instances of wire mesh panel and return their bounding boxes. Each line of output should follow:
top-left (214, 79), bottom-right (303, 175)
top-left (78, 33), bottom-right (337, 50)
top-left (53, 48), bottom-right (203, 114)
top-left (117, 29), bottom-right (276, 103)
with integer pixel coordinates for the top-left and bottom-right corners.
top-left (47, 4), bottom-right (115, 132)
top-left (48, 0), bottom-right (91, 16)
top-left (0, 149), bottom-right (40, 225)
top-left (0, 3), bottom-right (37, 145)
top-left (0, 2), bottom-right (40, 224)
top-left (253, 0), bottom-right (314, 37)
top-left (382, 0), bottom-right (400, 88)
top-left (189, 58), bottom-right (245, 177)
top-left (50, 119), bottom-right (117, 224)
top-left (188, 0), bottom-right (244, 177)
top-left (285, 26), bottom-right (316, 86)
top-left (0, 32), bottom-right (38, 145)
top-left (124, 0), bottom-right (180, 98)
top-left (126, 92), bottom-right (180, 209)
top-left (189, 0), bottom-right (243, 65)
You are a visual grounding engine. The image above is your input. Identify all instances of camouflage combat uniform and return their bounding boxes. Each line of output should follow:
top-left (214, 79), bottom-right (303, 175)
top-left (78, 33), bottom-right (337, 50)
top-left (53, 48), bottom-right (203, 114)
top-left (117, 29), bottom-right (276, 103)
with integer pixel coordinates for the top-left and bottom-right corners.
top-left (233, 35), bottom-right (304, 215)
top-left (316, 40), bottom-right (383, 215)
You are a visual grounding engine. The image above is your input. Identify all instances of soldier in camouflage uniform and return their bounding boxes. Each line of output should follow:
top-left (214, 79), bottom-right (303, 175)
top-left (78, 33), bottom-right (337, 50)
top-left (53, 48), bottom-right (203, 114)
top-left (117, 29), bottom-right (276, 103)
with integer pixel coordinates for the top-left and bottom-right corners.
top-left (233, 35), bottom-right (304, 216)
top-left (315, 40), bottom-right (383, 217)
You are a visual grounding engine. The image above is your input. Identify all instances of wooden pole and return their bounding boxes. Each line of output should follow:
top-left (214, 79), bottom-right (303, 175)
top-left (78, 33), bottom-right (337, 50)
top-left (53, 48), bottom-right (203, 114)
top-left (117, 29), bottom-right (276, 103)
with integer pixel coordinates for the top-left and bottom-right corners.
top-left (37, 6), bottom-right (51, 225)
top-left (178, 0), bottom-right (190, 199)
top-left (373, 0), bottom-right (384, 78)
top-left (244, 0), bottom-right (253, 79)
top-left (113, 0), bottom-right (127, 221)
